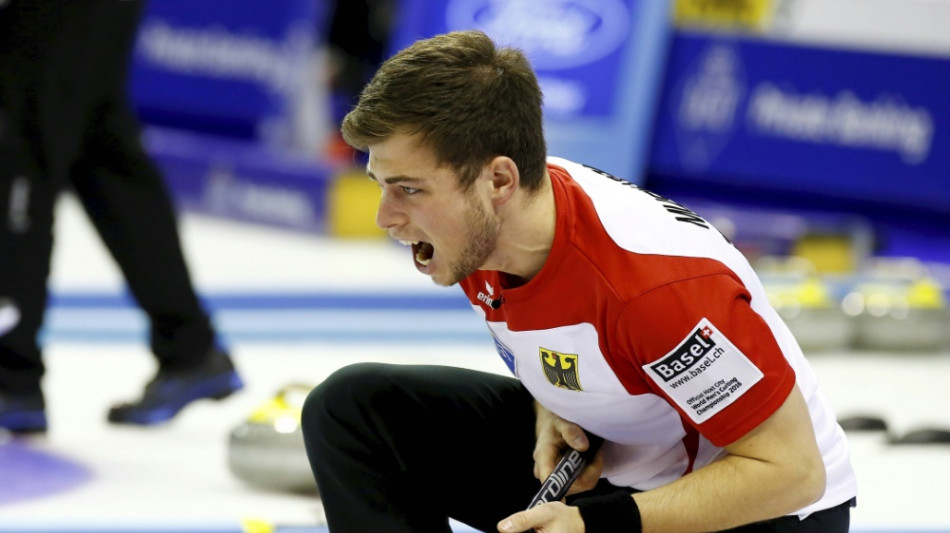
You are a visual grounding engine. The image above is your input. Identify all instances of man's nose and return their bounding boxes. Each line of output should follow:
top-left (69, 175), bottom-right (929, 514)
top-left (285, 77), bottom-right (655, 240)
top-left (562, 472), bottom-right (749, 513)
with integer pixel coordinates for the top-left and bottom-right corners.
top-left (375, 192), bottom-right (404, 230)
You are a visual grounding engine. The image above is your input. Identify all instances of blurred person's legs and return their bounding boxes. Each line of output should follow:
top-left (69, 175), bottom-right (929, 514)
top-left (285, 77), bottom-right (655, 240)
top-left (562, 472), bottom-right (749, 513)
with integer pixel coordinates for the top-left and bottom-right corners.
top-left (0, 0), bottom-right (242, 432)
top-left (68, 0), bottom-right (242, 425)
top-left (0, 145), bottom-right (55, 434)
top-left (0, 0), bottom-right (82, 433)
top-left (71, 100), bottom-right (244, 425)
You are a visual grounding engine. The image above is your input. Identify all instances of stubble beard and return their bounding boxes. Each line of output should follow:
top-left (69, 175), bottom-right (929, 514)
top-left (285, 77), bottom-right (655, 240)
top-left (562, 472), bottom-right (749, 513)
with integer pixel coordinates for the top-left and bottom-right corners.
top-left (438, 194), bottom-right (499, 287)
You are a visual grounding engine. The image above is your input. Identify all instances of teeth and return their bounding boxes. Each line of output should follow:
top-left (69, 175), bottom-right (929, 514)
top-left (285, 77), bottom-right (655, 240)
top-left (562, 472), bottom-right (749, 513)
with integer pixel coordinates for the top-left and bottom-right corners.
top-left (416, 252), bottom-right (431, 266)
top-left (398, 240), bottom-right (419, 246)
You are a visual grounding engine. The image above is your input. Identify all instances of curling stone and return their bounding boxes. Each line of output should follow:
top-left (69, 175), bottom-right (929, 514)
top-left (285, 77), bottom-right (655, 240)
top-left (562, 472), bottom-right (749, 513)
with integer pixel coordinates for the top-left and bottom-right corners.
top-left (757, 256), bottom-right (854, 352)
top-left (890, 427), bottom-right (950, 445)
top-left (842, 258), bottom-right (949, 351)
top-left (227, 383), bottom-right (317, 493)
top-left (837, 414), bottom-right (889, 432)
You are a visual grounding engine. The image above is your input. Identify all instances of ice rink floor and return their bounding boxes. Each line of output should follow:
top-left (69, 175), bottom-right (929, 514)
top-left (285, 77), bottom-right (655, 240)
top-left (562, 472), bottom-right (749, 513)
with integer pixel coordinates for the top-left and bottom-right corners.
top-left (1, 196), bottom-right (949, 533)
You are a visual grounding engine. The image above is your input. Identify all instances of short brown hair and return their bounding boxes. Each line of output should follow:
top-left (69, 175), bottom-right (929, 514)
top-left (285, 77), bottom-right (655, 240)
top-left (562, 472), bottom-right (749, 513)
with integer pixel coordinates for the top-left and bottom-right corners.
top-left (341, 30), bottom-right (547, 191)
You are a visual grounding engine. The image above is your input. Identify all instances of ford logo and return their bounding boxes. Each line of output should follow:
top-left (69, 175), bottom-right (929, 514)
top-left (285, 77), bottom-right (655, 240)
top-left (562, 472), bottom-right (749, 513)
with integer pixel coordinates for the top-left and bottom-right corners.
top-left (446, 0), bottom-right (631, 70)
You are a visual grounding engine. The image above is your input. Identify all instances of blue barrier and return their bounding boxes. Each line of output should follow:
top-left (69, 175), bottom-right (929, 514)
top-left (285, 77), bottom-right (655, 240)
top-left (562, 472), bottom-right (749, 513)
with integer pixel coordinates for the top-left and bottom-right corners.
top-left (145, 127), bottom-right (335, 232)
top-left (388, 0), bottom-right (672, 183)
top-left (648, 31), bottom-right (950, 215)
top-left (130, 0), bottom-right (330, 147)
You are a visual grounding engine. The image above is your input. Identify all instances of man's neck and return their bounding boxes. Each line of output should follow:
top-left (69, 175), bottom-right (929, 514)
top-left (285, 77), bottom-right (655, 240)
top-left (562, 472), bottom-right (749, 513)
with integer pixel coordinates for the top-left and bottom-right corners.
top-left (488, 170), bottom-right (556, 282)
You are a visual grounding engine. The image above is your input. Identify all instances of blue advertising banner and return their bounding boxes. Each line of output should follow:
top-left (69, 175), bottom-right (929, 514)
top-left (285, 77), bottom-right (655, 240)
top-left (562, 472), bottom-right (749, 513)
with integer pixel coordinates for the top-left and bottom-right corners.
top-left (648, 31), bottom-right (950, 214)
top-left (389, 0), bottom-right (672, 183)
top-left (145, 127), bottom-right (334, 233)
top-left (129, 0), bottom-right (329, 145)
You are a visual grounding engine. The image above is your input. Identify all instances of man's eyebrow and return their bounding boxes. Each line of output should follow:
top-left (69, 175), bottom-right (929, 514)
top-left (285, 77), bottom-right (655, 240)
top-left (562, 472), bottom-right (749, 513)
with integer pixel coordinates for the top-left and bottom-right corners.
top-left (366, 170), bottom-right (420, 185)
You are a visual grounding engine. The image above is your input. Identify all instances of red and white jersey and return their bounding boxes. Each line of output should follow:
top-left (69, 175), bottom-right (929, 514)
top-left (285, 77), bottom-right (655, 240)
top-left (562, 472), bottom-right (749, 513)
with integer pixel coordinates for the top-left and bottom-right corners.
top-left (459, 158), bottom-right (856, 517)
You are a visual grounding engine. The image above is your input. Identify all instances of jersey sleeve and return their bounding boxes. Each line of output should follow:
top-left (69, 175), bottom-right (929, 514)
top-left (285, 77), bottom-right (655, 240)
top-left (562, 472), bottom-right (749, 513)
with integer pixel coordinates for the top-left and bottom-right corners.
top-left (613, 273), bottom-right (796, 447)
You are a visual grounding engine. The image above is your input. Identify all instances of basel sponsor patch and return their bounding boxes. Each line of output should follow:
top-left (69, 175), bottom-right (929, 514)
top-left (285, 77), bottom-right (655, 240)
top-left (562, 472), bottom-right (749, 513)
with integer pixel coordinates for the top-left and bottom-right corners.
top-left (643, 319), bottom-right (763, 423)
top-left (540, 348), bottom-right (582, 391)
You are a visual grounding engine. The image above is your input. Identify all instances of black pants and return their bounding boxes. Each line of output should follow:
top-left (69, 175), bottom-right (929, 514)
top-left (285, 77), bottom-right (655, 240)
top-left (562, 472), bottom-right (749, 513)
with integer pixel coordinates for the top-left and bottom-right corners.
top-left (0, 0), bottom-right (215, 394)
top-left (301, 363), bottom-right (852, 533)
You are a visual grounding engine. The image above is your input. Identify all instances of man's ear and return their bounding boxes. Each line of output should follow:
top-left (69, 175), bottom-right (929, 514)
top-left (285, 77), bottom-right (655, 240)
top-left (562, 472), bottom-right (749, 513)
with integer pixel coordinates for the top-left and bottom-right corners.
top-left (486, 156), bottom-right (519, 206)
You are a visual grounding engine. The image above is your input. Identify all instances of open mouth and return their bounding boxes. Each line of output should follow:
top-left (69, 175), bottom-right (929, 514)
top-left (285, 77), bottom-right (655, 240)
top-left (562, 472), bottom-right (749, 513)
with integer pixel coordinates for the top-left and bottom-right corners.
top-left (400, 240), bottom-right (434, 268)
top-left (413, 241), bottom-right (433, 266)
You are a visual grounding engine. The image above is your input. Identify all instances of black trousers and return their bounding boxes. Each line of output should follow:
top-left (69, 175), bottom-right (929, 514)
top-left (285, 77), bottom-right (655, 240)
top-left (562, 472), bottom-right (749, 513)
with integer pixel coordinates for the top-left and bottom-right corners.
top-left (301, 363), bottom-right (852, 533)
top-left (0, 0), bottom-right (215, 394)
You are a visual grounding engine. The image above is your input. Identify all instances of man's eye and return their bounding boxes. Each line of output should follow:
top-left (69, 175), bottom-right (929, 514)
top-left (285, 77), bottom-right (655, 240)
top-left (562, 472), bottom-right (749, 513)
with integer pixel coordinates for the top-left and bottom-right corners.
top-left (400, 186), bottom-right (420, 195)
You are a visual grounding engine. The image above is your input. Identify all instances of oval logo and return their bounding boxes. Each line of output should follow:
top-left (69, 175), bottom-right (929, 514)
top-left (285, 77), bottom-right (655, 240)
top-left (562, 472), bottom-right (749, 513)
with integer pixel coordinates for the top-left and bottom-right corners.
top-left (446, 0), bottom-right (631, 70)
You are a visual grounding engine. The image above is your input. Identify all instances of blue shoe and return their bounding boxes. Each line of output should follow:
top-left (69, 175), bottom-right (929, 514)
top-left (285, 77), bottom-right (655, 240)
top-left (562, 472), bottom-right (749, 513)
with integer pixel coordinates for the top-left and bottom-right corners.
top-left (107, 349), bottom-right (244, 425)
top-left (0, 389), bottom-right (47, 434)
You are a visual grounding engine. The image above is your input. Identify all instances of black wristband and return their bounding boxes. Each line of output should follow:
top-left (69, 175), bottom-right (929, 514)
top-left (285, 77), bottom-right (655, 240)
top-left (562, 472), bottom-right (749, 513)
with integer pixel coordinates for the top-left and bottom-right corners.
top-left (575, 490), bottom-right (642, 533)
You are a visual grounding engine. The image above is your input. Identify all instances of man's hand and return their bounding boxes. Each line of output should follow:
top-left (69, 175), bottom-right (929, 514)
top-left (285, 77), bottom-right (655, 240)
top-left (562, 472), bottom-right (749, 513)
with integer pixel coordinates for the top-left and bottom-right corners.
top-left (498, 501), bottom-right (585, 533)
top-left (533, 402), bottom-right (603, 495)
